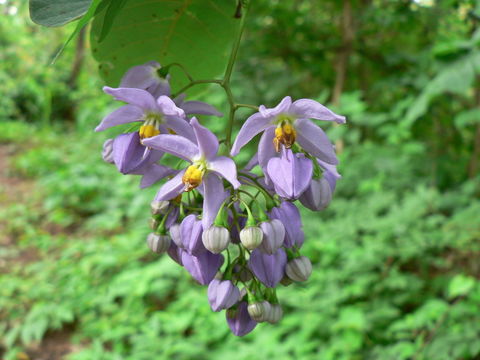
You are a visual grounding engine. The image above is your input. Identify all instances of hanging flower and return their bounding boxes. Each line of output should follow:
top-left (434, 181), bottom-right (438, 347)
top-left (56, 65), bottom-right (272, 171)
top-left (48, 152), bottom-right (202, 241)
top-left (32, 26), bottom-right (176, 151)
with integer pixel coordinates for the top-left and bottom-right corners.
top-left (142, 117), bottom-right (240, 228)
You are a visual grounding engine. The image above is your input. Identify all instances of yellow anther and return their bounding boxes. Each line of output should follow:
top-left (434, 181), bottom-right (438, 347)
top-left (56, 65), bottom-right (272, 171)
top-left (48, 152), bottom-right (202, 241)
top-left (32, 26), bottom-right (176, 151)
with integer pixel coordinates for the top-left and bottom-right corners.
top-left (139, 124), bottom-right (160, 139)
top-left (168, 128), bottom-right (177, 135)
top-left (273, 123), bottom-right (297, 152)
top-left (182, 165), bottom-right (204, 191)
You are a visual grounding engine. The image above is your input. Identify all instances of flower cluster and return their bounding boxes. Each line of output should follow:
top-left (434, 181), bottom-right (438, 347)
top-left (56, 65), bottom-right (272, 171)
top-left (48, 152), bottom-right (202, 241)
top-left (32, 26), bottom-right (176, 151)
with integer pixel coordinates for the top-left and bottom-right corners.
top-left (96, 61), bottom-right (346, 336)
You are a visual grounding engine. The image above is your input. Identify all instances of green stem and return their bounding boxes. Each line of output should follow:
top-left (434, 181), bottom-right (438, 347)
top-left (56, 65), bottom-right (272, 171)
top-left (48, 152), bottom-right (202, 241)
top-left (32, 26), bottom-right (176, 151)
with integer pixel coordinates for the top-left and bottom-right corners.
top-left (223, 0), bottom-right (250, 147)
top-left (172, 79), bottom-right (223, 98)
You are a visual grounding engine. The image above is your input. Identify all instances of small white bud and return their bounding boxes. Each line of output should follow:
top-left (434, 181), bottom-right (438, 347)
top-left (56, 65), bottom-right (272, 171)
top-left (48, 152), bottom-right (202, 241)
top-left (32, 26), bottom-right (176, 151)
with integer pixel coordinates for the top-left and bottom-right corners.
top-left (146, 233), bottom-right (171, 254)
top-left (240, 226), bottom-right (263, 250)
top-left (202, 226), bottom-right (230, 253)
top-left (285, 256), bottom-right (312, 282)
top-left (150, 200), bottom-right (169, 215)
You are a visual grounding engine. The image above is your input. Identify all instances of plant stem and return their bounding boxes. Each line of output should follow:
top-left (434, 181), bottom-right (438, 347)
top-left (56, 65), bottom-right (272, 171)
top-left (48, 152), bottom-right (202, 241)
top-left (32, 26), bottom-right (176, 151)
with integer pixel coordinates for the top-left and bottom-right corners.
top-left (223, 0), bottom-right (250, 148)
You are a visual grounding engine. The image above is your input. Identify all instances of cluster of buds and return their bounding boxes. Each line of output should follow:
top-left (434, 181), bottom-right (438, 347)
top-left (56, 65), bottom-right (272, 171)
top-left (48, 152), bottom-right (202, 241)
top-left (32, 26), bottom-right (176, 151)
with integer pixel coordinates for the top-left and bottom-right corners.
top-left (96, 61), bottom-right (345, 336)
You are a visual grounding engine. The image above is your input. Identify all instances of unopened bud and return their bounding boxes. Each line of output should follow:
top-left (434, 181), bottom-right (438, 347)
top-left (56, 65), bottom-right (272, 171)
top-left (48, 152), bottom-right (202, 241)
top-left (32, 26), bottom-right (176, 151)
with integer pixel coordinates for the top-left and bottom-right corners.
top-left (258, 219), bottom-right (285, 254)
top-left (248, 301), bottom-right (272, 323)
top-left (202, 226), bottom-right (230, 254)
top-left (240, 226), bottom-right (263, 250)
top-left (150, 200), bottom-right (169, 215)
top-left (146, 233), bottom-right (171, 254)
top-left (267, 304), bottom-right (283, 324)
top-left (102, 138), bottom-right (114, 164)
top-left (285, 256), bottom-right (312, 282)
top-left (299, 177), bottom-right (332, 211)
top-left (234, 265), bottom-right (252, 282)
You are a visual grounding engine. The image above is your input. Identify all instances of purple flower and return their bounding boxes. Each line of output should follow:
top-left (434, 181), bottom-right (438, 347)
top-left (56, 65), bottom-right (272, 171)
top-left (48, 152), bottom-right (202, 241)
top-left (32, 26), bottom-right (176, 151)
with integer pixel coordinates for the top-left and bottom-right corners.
top-left (180, 214), bottom-right (205, 255)
top-left (269, 202), bottom-right (304, 248)
top-left (142, 117), bottom-right (240, 228)
top-left (111, 132), bottom-right (174, 187)
top-left (226, 302), bottom-right (257, 336)
top-left (95, 87), bottom-right (194, 142)
top-left (120, 61), bottom-right (171, 98)
top-left (231, 96), bottom-right (345, 166)
top-left (248, 248), bottom-right (287, 288)
top-left (181, 251), bottom-right (224, 285)
top-left (266, 148), bottom-right (313, 200)
top-left (208, 279), bottom-right (241, 312)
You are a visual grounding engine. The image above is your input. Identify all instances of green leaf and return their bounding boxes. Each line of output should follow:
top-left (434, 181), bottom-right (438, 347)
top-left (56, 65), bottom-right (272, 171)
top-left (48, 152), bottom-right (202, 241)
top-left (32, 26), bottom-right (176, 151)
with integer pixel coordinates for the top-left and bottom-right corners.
top-left (52, 0), bottom-right (107, 63)
top-left (448, 274), bottom-right (476, 299)
top-left (454, 108), bottom-right (480, 128)
top-left (90, 0), bottom-right (239, 91)
top-left (29, 0), bottom-right (93, 27)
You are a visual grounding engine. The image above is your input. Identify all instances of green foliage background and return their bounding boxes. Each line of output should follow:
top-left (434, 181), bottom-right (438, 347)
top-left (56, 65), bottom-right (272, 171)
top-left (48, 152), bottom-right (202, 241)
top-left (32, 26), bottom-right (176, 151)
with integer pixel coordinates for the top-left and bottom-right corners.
top-left (1, 0), bottom-right (480, 359)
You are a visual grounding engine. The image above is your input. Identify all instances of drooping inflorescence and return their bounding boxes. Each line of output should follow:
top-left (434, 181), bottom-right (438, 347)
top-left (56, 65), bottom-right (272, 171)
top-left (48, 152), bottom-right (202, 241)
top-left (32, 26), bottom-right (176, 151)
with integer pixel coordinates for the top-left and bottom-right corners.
top-left (95, 61), bottom-right (346, 336)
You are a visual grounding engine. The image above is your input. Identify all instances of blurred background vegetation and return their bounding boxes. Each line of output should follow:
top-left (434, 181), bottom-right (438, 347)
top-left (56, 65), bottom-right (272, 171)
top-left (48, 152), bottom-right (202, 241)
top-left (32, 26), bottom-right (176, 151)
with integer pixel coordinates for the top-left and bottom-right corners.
top-left (1, 0), bottom-right (479, 359)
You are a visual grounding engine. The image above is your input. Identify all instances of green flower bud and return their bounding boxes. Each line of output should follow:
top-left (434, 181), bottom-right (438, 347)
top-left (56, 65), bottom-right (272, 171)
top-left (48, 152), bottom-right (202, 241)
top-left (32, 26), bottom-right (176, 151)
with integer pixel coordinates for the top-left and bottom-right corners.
top-left (147, 233), bottom-right (171, 254)
top-left (239, 226), bottom-right (263, 250)
top-left (202, 226), bottom-right (230, 254)
top-left (285, 256), bottom-right (312, 282)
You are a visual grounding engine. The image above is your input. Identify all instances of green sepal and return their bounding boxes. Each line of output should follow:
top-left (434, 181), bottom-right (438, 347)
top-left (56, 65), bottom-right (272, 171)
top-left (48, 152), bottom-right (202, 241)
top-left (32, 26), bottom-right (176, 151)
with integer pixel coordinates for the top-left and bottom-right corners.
top-left (213, 201), bottom-right (229, 228)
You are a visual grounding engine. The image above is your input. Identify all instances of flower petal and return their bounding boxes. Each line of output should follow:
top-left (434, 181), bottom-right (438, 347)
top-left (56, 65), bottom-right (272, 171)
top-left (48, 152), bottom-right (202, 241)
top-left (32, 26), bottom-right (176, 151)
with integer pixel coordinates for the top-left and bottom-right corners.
top-left (208, 156), bottom-right (240, 189)
top-left (290, 99), bottom-right (346, 124)
top-left (157, 95), bottom-right (185, 117)
top-left (202, 173), bottom-right (228, 229)
top-left (164, 116), bottom-right (195, 142)
top-left (258, 126), bottom-right (277, 171)
top-left (155, 170), bottom-right (186, 201)
top-left (190, 117), bottom-right (219, 160)
top-left (103, 86), bottom-right (157, 111)
top-left (258, 96), bottom-right (292, 118)
top-left (140, 164), bottom-right (176, 189)
top-left (317, 159), bottom-right (341, 191)
top-left (180, 100), bottom-right (223, 117)
top-left (95, 105), bottom-right (143, 132)
top-left (120, 63), bottom-right (158, 90)
top-left (295, 119), bottom-right (338, 165)
top-left (230, 113), bottom-right (274, 156)
top-left (142, 134), bottom-right (199, 162)
top-left (112, 132), bottom-right (162, 174)
top-left (266, 148), bottom-right (313, 199)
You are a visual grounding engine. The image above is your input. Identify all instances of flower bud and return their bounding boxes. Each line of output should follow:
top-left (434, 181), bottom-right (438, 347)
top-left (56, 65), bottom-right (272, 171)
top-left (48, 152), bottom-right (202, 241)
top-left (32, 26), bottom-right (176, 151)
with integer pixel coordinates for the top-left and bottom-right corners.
top-left (226, 302), bottom-right (257, 336)
top-left (258, 219), bottom-right (285, 254)
top-left (299, 177), bottom-right (332, 211)
top-left (285, 256), bottom-right (312, 282)
top-left (180, 214), bottom-right (205, 255)
top-left (240, 226), bottom-right (263, 250)
top-left (208, 279), bottom-right (241, 312)
top-left (202, 226), bottom-right (230, 254)
top-left (247, 301), bottom-right (272, 323)
top-left (181, 251), bottom-right (224, 285)
top-left (267, 304), bottom-right (283, 324)
top-left (248, 249), bottom-right (287, 288)
top-left (146, 233), bottom-right (171, 254)
top-left (150, 200), bottom-right (169, 215)
top-left (102, 138), bottom-right (114, 164)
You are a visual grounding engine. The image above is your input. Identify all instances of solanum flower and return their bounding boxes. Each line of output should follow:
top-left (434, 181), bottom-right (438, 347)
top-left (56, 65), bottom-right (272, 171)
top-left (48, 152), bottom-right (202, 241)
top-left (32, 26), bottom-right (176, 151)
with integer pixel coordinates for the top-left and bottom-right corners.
top-left (142, 118), bottom-right (240, 228)
top-left (231, 96), bottom-right (346, 165)
top-left (96, 87), bottom-right (194, 141)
